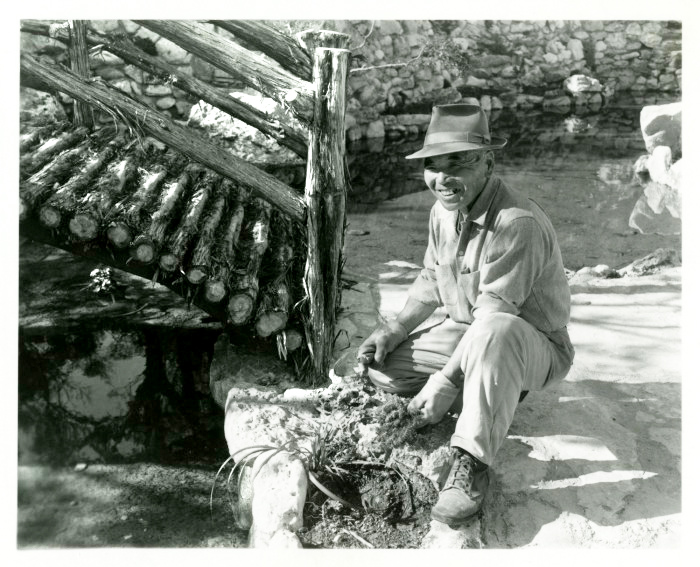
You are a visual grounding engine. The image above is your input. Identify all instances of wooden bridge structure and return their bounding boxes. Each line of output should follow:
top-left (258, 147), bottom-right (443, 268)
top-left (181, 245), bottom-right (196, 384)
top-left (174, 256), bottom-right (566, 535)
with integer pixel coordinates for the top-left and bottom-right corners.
top-left (19, 20), bottom-right (351, 383)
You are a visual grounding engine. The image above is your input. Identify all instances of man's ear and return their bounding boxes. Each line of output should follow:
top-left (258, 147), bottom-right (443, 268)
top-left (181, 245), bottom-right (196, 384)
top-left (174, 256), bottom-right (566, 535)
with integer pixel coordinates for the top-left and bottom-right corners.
top-left (484, 150), bottom-right (495, 176)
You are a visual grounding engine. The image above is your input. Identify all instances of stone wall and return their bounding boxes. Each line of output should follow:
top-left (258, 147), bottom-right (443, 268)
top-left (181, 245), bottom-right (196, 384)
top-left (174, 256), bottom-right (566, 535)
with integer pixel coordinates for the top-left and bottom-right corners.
top-left (20, 19), bottom-right (681, 139)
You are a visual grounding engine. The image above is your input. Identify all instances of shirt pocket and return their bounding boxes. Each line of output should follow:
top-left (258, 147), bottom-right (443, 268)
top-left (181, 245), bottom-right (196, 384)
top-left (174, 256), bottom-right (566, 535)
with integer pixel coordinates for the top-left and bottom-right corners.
top-left (458, 270), bottom-right (481, 310)
top-left (435, 264), bottom-right (458, 307)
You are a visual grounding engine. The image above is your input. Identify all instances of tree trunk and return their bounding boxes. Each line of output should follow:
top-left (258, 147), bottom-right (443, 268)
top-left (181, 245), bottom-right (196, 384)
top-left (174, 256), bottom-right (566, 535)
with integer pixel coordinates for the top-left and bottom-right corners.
top-left (20, 52), bottom-right (306, 223)
top-left (130, 164), bottom-right (201, 264)
top-left (68, 20), bottom-right (94, 128)
top-left (39, 133), bottom-right (125, 230)
top-left (203, 181), bottom-right (249, 303)
top-left (105, 151), bottom-right (184, 249)
top-left (134, 20), bottom-right (314, 126)
top-left (159, 171), bottom-right (220, 273)
top-left (20, 126), bottom-right (89, 178)
top-left (227, 273), bottom-right (259, 326)
top-left (20, 123), bottom-right (61, 153)
top-left (69, 149), bottom-right (141, 241)
top-left (226, 199), bottom-right (272, 324)
top-left (276, 328), bottom-right (304, 359)
top-left (211, 20), bottom-right (313, 80)
top-left (301, 39), bottom-right (350, 383)
top-left (185, 189), bottom-right (228, 284)
top-left (20, 141), bottom-right (90, 220)
top-left (255, 281), bottom-right (291, 338)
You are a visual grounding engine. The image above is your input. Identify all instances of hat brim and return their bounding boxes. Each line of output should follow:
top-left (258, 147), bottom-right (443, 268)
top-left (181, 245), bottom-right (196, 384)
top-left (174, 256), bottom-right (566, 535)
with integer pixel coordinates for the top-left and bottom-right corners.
top-left (405, 137), bottom-right (508, 160)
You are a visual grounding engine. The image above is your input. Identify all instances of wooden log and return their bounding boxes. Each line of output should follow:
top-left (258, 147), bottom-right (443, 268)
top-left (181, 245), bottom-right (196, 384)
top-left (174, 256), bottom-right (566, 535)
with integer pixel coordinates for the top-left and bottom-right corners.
top-left (105, 151), bottom-right (183, 249)
top-left (19, 123), bottom-right (61, 153)
top-left (20, 126), bottom-right (89, 177)
top-left (227, 272), bottom-right (259, 326)
top-left (277, 328), bottom-right (304, 356)
top-left (130, 164), bottom-right (201, 264)
top-left (211, 20), bottom-right (313, 80)
top-left (159, 172), bottom-right (221, 273)
top-left (20, 20), bottom-right (307, 158)
top-left (203, 182), bottom-right (249, 303)
top-left (38, 133), bottom-right (125, 230)
top-left (133, 20), bottom-right (314, 125)
top-left (185, 188), bottom-right (228, 284)
top-left (20, 52), bottom-right (306, 223)
top-left (69, 148), bottom-right (141, 241)
top-left (20, 141), bottom-right (91, 221)
top-left (68, 20), bottom-right (94, 128)
top-left (226, 199), bottom-right (272, 324)
top-left (255, 281), bottom-right (291, 338)
top-left (301, 38), bottom-right (350, 383)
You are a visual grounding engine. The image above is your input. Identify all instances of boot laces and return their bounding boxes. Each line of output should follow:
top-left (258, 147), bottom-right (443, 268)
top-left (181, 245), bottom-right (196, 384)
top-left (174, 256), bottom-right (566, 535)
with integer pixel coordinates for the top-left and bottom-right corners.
top-left (445, 450), bottom-right (479, 491)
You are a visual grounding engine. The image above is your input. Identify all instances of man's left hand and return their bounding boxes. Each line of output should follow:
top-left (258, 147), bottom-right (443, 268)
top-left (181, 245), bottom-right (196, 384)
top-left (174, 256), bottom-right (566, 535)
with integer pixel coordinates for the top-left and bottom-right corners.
top-left (408, 371), bottom-right (460, 427)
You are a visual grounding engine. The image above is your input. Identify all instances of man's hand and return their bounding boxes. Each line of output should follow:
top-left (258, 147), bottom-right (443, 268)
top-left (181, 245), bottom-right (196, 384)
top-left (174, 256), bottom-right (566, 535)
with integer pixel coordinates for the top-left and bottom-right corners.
top-left (357, 319), bottom-right (408, 368)
top-left (408, 371), bottom-right (460, 427)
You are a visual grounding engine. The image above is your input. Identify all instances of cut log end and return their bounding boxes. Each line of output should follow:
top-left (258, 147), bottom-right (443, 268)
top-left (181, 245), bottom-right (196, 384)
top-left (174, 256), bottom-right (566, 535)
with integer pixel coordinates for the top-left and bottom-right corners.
top-left (228, 294), bottom-right (255, 325)
top-left (204, 280), bottom-right (227, 303)
top-left (130, 237), bottom-right (155, 264)
top-left (255, 312), bottom-right (289, 338)
top-left (186, 267), bottom-right (208, 285)
top-left (280, 329), bottom-right (304, 353)
top-left (159, 253), bottom-right (179, 273)
top-left (69, 213), bottom-right (98, 241)
top-left (38, 206), bottom-right (61, 228)
top-left (107, 222), bottom-right (131, 249)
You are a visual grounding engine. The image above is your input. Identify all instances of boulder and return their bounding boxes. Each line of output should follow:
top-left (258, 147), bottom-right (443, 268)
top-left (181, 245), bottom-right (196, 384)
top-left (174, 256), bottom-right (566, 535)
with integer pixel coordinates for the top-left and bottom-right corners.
top-left (564, 74), bottom-right (603, 93)
top-left (619, 249), bottom-right (681, 275)
top-left (248, 452), bottom-right (308, 548)
top-left (640, 102), bottom-right (682, 158)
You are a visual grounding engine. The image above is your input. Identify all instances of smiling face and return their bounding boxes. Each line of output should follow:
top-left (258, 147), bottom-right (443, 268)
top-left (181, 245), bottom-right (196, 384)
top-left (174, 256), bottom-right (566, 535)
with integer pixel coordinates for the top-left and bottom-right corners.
top-left (423, 150), bottom-right (494, 213)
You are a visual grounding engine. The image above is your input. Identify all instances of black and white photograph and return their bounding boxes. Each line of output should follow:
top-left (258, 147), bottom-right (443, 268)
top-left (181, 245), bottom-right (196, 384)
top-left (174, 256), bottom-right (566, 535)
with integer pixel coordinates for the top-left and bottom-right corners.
top-left (9, 2), bottom-right (693, 557)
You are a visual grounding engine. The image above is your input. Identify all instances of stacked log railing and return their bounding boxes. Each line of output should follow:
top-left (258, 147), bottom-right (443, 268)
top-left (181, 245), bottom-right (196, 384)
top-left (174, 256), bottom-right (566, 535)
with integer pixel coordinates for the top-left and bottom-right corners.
top-left (19, 20), bottom-right (350, 384)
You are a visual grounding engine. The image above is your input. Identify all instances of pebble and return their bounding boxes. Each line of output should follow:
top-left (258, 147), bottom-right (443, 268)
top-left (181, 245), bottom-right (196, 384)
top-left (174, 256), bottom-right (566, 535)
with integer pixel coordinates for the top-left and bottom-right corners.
top-left (348, 229), bottom-right (371, 236)
top-left (74, 463), bottom-right (87, 472)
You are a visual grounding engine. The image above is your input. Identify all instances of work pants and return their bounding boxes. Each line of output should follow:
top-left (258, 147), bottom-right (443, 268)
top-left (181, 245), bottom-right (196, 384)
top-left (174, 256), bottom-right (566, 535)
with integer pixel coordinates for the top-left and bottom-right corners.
top-left (367, 312), bottom-right (573, 466)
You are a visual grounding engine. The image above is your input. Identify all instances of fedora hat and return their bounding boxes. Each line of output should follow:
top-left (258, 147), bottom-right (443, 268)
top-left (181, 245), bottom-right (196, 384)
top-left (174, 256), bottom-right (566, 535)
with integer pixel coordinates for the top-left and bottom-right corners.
top-left (405, 103), bottom-right (507, 160)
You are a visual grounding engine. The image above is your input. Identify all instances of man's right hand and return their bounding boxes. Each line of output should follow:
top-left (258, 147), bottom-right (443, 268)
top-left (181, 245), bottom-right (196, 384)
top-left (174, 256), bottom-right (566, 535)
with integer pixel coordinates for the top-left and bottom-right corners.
top-left (357, 319), bottom-right (408, 368)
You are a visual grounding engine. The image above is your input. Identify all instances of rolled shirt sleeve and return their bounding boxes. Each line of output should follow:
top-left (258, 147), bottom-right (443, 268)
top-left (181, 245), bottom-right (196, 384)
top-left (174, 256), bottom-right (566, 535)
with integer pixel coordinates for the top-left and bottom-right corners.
top-left (473, 216), bottom-right (547, 319)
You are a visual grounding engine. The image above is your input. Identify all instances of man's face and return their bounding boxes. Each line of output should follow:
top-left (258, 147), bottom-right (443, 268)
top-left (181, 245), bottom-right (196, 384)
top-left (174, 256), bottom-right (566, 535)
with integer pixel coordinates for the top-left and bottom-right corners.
top-left (423, 150), bottom-right (493, 212)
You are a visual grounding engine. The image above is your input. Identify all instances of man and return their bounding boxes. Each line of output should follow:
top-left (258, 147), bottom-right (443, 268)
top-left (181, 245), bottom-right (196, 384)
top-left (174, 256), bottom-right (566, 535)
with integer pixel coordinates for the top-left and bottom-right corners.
top-left (357, 104), bottom-right (575, 525)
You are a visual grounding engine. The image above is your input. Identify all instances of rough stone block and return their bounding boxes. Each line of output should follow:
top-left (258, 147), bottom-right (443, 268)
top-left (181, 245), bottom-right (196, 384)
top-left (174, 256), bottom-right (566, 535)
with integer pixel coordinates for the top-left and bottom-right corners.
top-left (640, 102), bottom-right (682, 157)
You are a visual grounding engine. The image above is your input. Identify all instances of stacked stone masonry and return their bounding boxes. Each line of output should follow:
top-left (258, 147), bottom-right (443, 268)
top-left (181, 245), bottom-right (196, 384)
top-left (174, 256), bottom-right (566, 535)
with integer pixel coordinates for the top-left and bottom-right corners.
top-left (21, 19), bottom-right (681, 140)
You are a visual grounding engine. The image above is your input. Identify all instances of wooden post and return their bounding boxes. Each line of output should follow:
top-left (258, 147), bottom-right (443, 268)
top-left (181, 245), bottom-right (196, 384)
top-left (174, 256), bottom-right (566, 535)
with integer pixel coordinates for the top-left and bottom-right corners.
top-left (68, 20), bottom-right (93, 128)
top-left (299, 31), bottom-right (350, 384)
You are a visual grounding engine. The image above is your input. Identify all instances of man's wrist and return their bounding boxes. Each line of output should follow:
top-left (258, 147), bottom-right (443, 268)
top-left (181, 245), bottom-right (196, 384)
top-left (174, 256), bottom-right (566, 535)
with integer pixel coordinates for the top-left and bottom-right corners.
top-left (384, 318), bottom-right (408, 341)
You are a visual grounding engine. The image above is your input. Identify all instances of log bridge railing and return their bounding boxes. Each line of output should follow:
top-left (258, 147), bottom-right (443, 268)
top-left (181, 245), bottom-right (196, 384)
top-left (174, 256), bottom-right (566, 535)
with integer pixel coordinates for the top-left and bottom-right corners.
top-left (19, 20), bottom-right (350, 384)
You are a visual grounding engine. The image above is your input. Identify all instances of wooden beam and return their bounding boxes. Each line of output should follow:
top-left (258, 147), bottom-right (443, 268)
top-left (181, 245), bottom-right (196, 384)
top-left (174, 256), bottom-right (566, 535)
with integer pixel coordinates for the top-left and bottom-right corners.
top-left (133, 20), bottom-right (315, 125)
top-left (68, 20), bottom-right (94, 128)
top-left (20, 20), bottom-right (308, 158)
top-left (20, 52), bottom-right (307, 223)
top-left (211, 20), bottom-right (313, 80)
top-left (301, 35), bottom-right (350, 384)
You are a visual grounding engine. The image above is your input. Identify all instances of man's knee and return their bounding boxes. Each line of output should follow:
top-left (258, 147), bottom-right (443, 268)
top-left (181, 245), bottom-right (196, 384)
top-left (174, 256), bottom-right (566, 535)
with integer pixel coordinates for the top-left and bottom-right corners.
top-left (465, 312), bottom-right (527, 355)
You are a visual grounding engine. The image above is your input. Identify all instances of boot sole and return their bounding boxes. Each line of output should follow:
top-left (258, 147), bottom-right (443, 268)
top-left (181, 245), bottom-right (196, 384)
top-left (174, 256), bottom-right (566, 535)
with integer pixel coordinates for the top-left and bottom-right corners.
top-left (430, 508), bottom-right (479, 527)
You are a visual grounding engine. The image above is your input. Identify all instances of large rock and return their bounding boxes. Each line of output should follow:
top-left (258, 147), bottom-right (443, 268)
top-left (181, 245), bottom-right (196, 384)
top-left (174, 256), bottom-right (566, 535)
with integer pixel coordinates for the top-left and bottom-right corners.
top-left (640, 102), bottom-right (682, 158)
top-left (564, 74), bottom-right (603, 93)
top-left (248, 452), bottom-right (308, 548)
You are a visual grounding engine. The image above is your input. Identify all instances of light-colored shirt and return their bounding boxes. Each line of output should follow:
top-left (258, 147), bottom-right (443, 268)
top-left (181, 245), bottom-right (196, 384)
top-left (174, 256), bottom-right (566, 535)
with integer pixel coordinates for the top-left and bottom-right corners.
top-left (408, 175), bottom-right (572, 337)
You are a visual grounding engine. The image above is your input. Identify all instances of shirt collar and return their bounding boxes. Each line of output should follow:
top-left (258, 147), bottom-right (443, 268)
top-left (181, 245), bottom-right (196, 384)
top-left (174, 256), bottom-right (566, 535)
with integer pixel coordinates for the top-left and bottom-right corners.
top-left (464, 175), bottom-right (500, 227)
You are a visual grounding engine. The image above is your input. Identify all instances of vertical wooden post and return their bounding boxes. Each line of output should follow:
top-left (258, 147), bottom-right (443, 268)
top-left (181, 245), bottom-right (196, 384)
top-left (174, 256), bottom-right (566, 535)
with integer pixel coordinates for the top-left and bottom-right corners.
top-left (68, 20), bottom-right (93, 128)
top-left (299, 30), bottom-right (350, 384)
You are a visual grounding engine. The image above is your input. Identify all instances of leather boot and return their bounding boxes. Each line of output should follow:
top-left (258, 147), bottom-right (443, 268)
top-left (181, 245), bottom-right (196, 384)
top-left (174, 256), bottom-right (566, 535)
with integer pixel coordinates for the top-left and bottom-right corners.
top-left (431, 447), bottom-right (489, 525)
